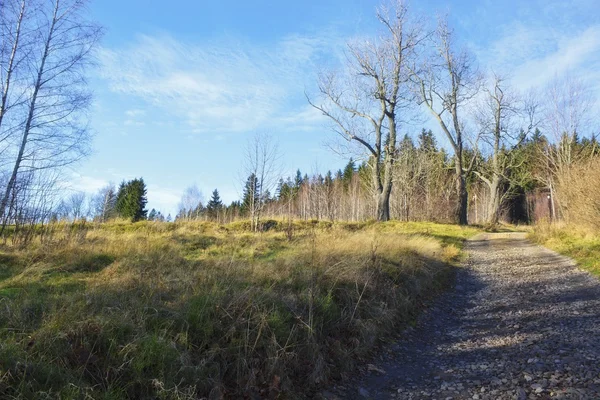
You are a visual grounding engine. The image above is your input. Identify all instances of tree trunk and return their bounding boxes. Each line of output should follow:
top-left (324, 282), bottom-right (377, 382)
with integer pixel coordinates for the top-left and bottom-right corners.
top-left (376, 191), bottom-right (390, 222)
top-left (455, 158), bottom-right (468, 225)
top-left (483, 174), bottom-right (504, 225)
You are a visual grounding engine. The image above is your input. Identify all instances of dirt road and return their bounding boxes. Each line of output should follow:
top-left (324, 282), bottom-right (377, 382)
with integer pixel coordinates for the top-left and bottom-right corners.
top-left (328, 233), bottom-right (600, 399)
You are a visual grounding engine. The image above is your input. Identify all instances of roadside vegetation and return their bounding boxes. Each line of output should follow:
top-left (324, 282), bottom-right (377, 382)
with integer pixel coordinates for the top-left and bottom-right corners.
top-left (531, 158), bottom-right (600, 278)
top-left (0, 220), bottom-right (478, 399)
top-left (532, 224), bottom-right (600, 278)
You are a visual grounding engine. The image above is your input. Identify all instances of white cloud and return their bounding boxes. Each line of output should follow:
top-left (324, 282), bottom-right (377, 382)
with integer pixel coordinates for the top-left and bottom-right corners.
top-left (99, 33), bottom-right (341, 135)
top-left (146, 184), bottom-right (181, 216)
top-left (509, 26), bottom-right (600, 90)
top-left (474, 0), bottom-right (600, 92)
top-left (125, 109), bottom-right (146, 117)
top-left (70, 173), bottom-right (108, 194)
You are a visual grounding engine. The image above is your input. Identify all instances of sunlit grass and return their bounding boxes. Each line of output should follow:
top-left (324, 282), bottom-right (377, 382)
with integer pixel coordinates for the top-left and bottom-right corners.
top-left (0, 220), bottom-right (479, 398)
top-left (532, 222), bottom-right (600, 277)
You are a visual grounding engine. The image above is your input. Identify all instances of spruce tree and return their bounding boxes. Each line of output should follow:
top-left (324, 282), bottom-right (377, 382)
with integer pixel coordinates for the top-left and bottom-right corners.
top-left (206, 189), bottom-right (223, 219)
top-left (342, 158), bottom-right (356, 189)
top-left (115, 178), bottom-right (148, 222)
top-left (418, 129), bottom-right (437, 152)
top-left (241, 173), bottom-right (260, 216)
top-left (294, 169), bottom-right (303, 190)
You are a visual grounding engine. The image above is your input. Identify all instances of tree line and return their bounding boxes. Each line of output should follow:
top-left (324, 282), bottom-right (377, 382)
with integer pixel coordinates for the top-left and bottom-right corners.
top-left (306, 1), bottom-right (597, 225)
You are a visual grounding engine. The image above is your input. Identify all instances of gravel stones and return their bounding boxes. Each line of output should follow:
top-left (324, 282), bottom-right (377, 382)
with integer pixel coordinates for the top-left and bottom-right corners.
top-left (329, 233), bottom-right (600, 399)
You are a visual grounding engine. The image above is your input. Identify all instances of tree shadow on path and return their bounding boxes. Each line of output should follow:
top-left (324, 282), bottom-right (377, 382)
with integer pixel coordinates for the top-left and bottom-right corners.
top-left (334, 235), bottom-right (600, 400)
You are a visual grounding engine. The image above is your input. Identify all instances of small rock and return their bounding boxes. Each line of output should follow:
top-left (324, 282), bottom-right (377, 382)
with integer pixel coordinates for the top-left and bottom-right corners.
top-left (367, 364), bottom-right (386, 375)
top-left (531, 383), bottom-right (544, 393)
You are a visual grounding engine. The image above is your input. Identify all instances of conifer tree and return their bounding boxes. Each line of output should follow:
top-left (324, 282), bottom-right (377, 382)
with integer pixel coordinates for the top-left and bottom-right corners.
top-left (115, 178), bottom-right (148, 222)
top-left (418, 129), bottom-right (437, 153)
top-left (342, 158), bottom-right (356, 190)
top-left (294, 170), bottom-right (303, 190)
top-left (241, 173), bottom-right (260, 216)
top-left (207, 189), bottom-right (223, 220)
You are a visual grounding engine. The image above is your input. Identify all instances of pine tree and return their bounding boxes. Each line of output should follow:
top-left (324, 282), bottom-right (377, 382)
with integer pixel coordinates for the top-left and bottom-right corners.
top-left (206, 189), bottom-right (223, 219)
top-left (115, 178), bottom-right (148, 222)
top-left (148, 208), bottom-right (157, 221)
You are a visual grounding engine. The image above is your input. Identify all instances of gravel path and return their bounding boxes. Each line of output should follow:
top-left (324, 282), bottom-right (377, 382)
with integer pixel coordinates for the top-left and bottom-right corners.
top-left (326, 232), bottom-right (600, 400)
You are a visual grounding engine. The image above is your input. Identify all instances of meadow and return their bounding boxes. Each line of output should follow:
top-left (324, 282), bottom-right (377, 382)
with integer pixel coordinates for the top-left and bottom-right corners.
top-left (0, 220), bottom-right (479, 399)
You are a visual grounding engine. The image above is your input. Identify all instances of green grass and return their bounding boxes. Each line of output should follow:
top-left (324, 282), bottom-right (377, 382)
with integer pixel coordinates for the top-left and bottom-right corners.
top-left (378, 221), bottom-right (482, 248)
top-left (0, 220), bottom-right (480, 399)
top-left (531, 223), bottom-right (600, 277)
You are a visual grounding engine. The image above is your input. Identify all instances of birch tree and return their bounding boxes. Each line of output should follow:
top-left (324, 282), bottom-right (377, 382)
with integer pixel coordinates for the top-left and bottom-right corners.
top-left (308, 0), bottom-right (421, 221)
top-left (0, 0), bottom-right (102, 227)
top-left (178, 184), bottom-right (204, 220)
top-left (0, 0), bottom-right (27, 140)
top-left (91, 183), bottom-right (116, 222)
top-left (242, 133), bottom-right (280, 231)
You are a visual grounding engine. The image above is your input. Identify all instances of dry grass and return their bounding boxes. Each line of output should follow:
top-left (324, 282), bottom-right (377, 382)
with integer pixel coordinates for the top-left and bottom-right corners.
top-left (0, 220), bottom-right (477, 399)
top-left (530, 158), bottom-right (600, 279)
top-left (532, 222), bottom-right (600, 278)
top-left (557, 158), bottom-right (600, 229)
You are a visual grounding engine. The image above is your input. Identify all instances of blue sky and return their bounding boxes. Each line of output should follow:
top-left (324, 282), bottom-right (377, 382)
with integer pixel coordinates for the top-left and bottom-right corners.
top-left (70, 0), bottom-right (600, 217)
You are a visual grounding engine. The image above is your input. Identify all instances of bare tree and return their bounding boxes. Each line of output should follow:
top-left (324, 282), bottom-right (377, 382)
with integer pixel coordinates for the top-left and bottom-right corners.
top-left (178, 185), bottom-right (204, 220)
top-left (0, 0), bottom-right (27, 139)
top-left (538, 75), bottom-right (596, 219)
top-left (91, 183), bottom-right (116, 222)
top-left (242, 133), bottom-right (280, 231)
top-left (66, 191), bottom-right (86, 220)
top-left (0, 168), bottom-right (61, 240)
top-left (308, 0), bottom-right (422, 221)
top-left (472, 75), bottom-right (537, 225)
top-left (0, 0), bottom-right (102, 227)
top-left (411, 18), bottom-right (481, 225)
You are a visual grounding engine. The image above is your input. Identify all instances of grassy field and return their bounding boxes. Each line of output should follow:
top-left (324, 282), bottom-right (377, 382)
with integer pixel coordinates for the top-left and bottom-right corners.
top-left (531, 223), bottom-right (600, 278)
top-left (0, 220), bottom-right (479, 399)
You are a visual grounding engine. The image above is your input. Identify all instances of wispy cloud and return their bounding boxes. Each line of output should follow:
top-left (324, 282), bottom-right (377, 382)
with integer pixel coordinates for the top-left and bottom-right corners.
top-left (70, 173), bottom-right (108, 193)
top-left (99, 33), bottom-right (340, 134)
top-left (146, 183), bottom-right (181, 215)
top-left (473, 0), bottom-right (600, 92)
top-left (125, 109), bottom-right (146, 117)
